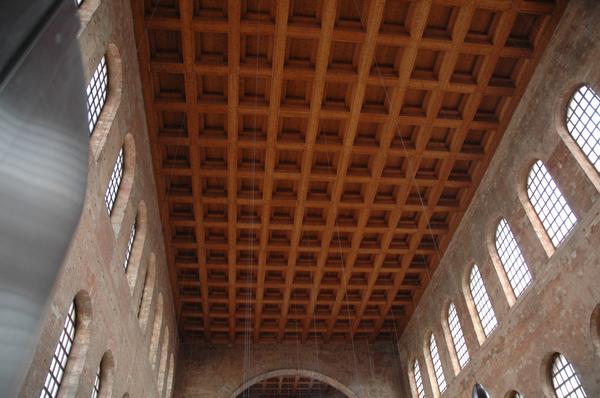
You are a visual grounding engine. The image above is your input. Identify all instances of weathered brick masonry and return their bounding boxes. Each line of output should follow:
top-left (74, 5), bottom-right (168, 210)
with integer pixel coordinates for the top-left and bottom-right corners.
top-left (19, 0), bottom-right (178, 396)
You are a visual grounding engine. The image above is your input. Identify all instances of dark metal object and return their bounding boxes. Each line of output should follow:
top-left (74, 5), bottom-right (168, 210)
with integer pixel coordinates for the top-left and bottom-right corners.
top-left (0, 0), bottom-right (87, 395)
top-left (472, 383), bottom-right (491, 398)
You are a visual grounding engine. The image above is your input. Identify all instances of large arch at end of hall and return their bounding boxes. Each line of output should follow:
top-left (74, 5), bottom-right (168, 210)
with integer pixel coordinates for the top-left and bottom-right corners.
top-left (229, 368), bottom-right (358, 398)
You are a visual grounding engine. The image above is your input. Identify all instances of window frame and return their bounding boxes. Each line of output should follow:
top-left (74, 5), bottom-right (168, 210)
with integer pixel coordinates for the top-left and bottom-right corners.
top-left (105, 147), bottom-right (124, 215)
top-left (551, 353), bottom-right (587, 398)
top-left (40, 302), bottom-right (76, 398)
top-left (123, 220), bottom-right (136, 271)
top-left (447, 303), bottom-right (469, 369)
top-left (527, 160), bottom-right (577, 248)
top-left (429, 333), bottom-right (447, 393)
top-left (495, 218), bottom-right (533, 298)
top-left (86, 55), bottom-right (108, 134)
top-left (413, 359), bottom-right (426, 398)
top-left (90, 366), bottom-right (101, 398)
top-left (469, 265), bottom-right (498, 337)
top-left (566, 84), bottom-right (600, 174)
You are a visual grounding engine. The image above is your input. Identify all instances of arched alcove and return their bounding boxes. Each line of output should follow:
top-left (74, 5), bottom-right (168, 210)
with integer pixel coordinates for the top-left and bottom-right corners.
top-left (590, 303), bottom-right (600, 357)
top-left (126, 200), bottom-right (148, 295)
top-left (138, 253), bottom-right (157, 332)
top-left (166, 354), bottom-right (175, 397)
top-left (149, 293), bottom-right (164, 368)
top-left (157, 326), bottom-right (170, 393)
top-left (97, 350), bottom-right (115, 398)
top-left (59, 290), bottom-right (93, 395)
top-left (110, 133), bottom-right (137, 236)
top-left (230, 369), bottom-right (358, 398)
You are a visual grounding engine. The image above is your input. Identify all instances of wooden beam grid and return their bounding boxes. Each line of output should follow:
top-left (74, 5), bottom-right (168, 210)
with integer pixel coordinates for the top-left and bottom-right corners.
top-left (253, 0), bottom-right (291, 342)
top-left (320, 0), bottom-right (433, 342)
top-left (357, 0), bottom-right (484, 340)
top-left (368, 0), bottom-right (543, 339)
top-left (277, 0), bottom-right (338, 342)
top-left (132, 0), bottom-right (565, 342)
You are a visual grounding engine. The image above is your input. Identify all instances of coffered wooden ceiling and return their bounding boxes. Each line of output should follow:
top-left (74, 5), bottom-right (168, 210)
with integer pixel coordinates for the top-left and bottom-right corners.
top-left (132, 0), bottom-right (565, 343)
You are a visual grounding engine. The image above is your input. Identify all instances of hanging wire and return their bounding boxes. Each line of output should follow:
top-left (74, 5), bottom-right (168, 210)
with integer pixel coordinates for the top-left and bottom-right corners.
top-left (357, 2), bottom-right (543, 390)
top-left (141, 0), bottom-right (546, 395)
top-left (349, 0), bottom-right (453, 329)
top-left (242, 1), bottom-right (267, 395)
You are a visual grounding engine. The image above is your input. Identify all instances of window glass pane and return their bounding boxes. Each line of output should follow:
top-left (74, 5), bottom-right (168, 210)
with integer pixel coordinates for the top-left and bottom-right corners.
top-left (448, 303), bottom-right (469, 369)
top-left (469, 265), bottom-right (497, 337)
top-left (551, 354), bottom-right (587, 398)
top-left (527, 161), bottom-right (577, 247)
top-left (413, 360), bottom-right (426, 398)
top-left (124, 221), bottom-right (136, 270)
top-left (86, 56), bottom-right (108, 134)
top-left (567, 85), bottom-right (600, 173)
top-left (40, 302), bottom-right (76, 398)
top-left (430, 334), bottom-right (447, 393)
top-left (495, 219), bottom-right (533, 297)
top-left (90, 366), bottom-right (101, 398)
top-left (105, 148), bottom-right (124, 214)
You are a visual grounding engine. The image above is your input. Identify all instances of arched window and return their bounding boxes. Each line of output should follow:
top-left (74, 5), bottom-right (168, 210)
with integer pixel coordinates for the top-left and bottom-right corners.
top-left (495, 219), bottom-right (532, 298)
top-left (429, 334), bottom-right (447, 394)
top-left (566, 85), bottom-right (600, 173)
top-left (138, 255), bottom-right (156, 330)
top-left (551, 353), bottom-right (587, 397)
top-left (166, 354), bottom-right (175, 397)
top-left (86, 56), bottom-right (108, 134)
top-left (90, 351), bottom-right (114, 398)
top-left (41, 302), bottom-right (76, 398)
top-left (90, 367), bottom-right (100, 398)
top-left (413, 360), bottom-right (426, 398)
top-left (527, 161), bottom-right (577, 247)
top-left (447, 303), bottom-right (469, 369)
top-left (158, 327), bottom-right (170, 393)
top-left (105, 148), bottom-right (124, 214)
top-left (123, 220), bottom-right (136, 271)
top-left (469, 265), bottom-right (497, 337)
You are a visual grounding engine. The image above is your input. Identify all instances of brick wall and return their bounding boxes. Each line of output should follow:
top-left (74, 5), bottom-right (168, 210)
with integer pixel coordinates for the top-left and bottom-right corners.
top-left (174, 340), bottom-right (403, 398)
top-left (396, 0), bottom-right (600, 396)
top-left (19, 0), bottom-right (178, 397)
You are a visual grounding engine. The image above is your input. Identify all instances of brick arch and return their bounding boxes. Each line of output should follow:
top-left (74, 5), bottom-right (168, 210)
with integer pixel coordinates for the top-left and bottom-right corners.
top-left (229, 369), bottom-right (359, 398)
top-left (176, 341), bottom-right (403, 398)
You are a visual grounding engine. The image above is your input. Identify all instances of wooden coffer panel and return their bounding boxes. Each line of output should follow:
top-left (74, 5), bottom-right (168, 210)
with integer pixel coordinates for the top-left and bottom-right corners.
top-left (132, 0), bottom-right (565, 343)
